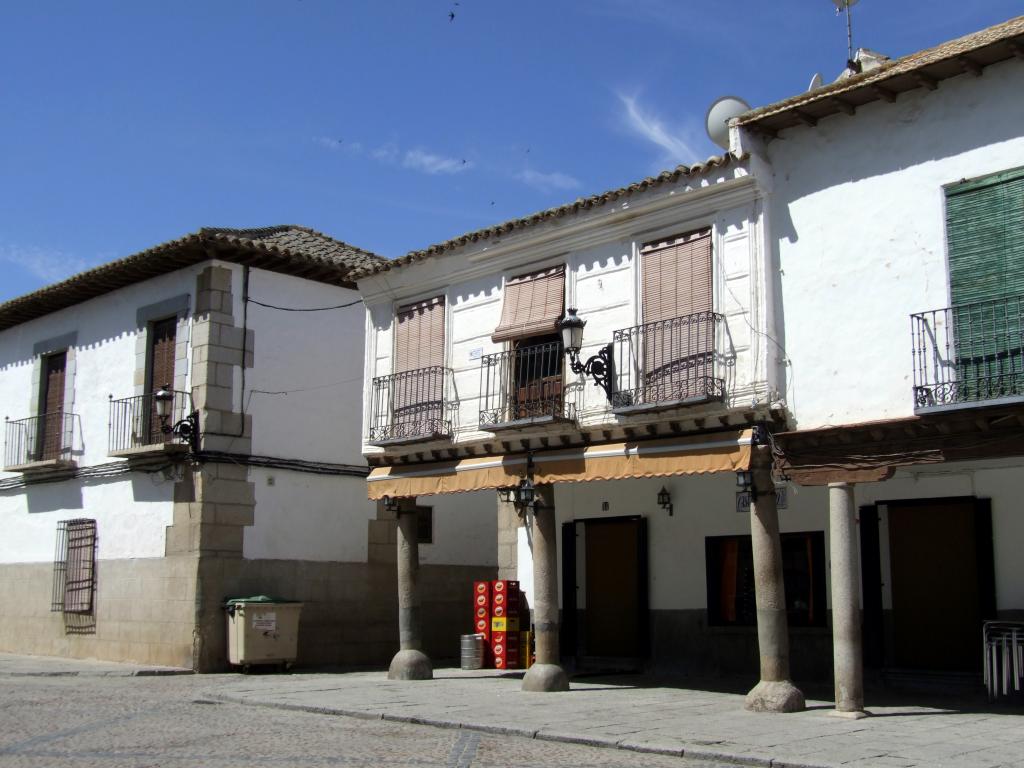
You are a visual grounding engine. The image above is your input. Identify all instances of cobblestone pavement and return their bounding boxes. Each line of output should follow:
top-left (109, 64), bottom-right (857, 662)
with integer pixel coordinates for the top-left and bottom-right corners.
top-left (0, 674), bottom-right (735, 768)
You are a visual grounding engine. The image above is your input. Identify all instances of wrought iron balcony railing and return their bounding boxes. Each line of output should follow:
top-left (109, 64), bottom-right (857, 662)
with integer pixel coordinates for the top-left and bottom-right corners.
top-left (3, 411), bottom-right (76, 470)
top-left (610, 311), bottom-right (725, 410)
top-left (479, 339), bottom-right (576, 428)
top-left (912, 295), bottom-right (1024, 409)
top-left (109, 390), bottom-right (193, 454)
top-left (368, 366), bottom-right (454, 444)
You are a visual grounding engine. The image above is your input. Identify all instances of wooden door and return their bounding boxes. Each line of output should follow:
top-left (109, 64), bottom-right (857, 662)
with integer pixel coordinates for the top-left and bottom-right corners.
top-left (583, 517), bottom-right (647, 660)
top-left (38, 351), bottom-right (67, 460)
top-left (888, 500), bottom-right (983, 670)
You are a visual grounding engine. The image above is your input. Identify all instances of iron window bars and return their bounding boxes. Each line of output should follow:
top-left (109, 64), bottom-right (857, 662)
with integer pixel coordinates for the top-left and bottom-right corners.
top-left (912, 295), bottom-right (1024, 409)
top-left (51, 519), bottom-right (97, 614)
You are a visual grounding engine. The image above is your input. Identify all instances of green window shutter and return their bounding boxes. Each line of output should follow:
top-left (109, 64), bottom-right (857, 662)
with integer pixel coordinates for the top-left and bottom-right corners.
top-left (945, 166), bottom-right (1024, 401)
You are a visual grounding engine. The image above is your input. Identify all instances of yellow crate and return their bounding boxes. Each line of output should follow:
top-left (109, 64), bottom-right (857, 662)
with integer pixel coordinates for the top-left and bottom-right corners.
top-left (491, 616), bottom-right (520, 632)
top-left (519, 630), bottom-right (532, 669)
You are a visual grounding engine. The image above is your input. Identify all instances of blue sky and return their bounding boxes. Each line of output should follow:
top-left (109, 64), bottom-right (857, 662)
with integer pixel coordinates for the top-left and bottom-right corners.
top-left (1, 1), bottom-right (1020, 303)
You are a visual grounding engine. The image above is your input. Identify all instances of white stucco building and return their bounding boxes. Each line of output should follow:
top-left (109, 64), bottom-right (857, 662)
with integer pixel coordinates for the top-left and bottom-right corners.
top-left (733, 15), bottom-right (1024, 695)
top-left (355, 14), bottom-right (1024, 707)
top-left (0, 226), bottom-right (496, 670)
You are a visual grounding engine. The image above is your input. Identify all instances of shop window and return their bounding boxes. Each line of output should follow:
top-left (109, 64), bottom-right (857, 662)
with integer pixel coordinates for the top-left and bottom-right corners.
top-left (416, 506), bottom-right (433, 545)
top-left (705, 531), bottom-right (825, 628)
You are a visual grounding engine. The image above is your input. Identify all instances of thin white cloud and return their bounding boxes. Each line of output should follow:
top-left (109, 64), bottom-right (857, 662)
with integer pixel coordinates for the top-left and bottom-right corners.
top-left (515, 169), bottom-right (582, 193)
top-left (315, 136), bottom-right (469, 176)
top-left (403, 149), bottom-right (471, 175)
top-left (0, 243), bottom-right (90, 284)
top-left (618, 93), bottom-right (700, 164)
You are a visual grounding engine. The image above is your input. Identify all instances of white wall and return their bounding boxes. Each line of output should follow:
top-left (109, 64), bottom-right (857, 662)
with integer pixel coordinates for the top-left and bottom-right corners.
top-left (763, 59), bottom-right (1024, 429)
top-left (244, 269), bottom-right (367, 465)
top-left (240, 268), bottom-right (378, 561)
top-left (414, 490), bottom-right (497, 567)
top-left (0, 268), bottom-right (201, 563)
top-left (245, 468), bottom-right (375, 562)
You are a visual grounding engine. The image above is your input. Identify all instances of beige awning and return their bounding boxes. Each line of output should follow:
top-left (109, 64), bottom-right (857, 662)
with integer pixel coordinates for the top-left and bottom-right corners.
top-left (367, 429), bottom-right (752, 500)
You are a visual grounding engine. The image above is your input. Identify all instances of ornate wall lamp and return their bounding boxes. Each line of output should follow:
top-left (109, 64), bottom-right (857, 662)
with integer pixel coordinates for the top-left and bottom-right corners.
top-left (736, 470), bottom-right (756, 501)
top-left (558, 308), bottom-right (615, 402)
top-left (498, 476), bottom-right (536, 511)
top-left (154, 384), bottom-right (200, 453)
top-left (657, 486), bottom-right (674, 516)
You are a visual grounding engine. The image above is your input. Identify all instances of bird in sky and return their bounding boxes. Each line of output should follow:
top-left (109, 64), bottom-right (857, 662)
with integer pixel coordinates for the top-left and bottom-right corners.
top-left (449, 10), bottom-right (455, 22)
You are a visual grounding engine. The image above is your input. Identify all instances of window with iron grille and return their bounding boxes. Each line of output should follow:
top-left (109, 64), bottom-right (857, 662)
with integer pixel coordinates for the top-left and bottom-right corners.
top-left (416, 505), bottom-right (433, 545)
top-left (51, 519), bottom-right (97, 614)
top-left (705, 531), bottom-right (825, 628)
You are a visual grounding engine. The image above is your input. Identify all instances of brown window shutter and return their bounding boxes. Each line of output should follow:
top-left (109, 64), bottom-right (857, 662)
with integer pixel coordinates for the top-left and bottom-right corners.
top-left (149, 318), bottom-right (177, 389)
top-left (640, 229), bottom-right (713, 402)
top-left (393, 296), bottom-right (445, 372)
top-left (640, 229), bottom-right (712, 323)
top-left (40, 351), bottom-right (67, 461)
top-left (491, 265), bottom-right (566, 342)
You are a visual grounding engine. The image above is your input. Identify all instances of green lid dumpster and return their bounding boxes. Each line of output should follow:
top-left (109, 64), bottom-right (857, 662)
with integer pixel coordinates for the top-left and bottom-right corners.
top-left (224, 596), bottom-right (303, 671)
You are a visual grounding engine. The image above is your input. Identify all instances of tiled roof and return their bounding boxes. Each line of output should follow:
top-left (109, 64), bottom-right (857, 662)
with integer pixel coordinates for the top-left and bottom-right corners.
top-left (353, 152), bottom-right (746, 278)
top-left (199, 225), bottom-right (384, 275)
top-left (737, 15), bottom-right (1024, 134)
top-left (0, 225), bottom-right (385, 331)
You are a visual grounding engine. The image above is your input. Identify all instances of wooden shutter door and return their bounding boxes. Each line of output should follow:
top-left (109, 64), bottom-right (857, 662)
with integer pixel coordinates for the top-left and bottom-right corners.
top-left (946, 168), bottom-right (1024, 399)
top-left (39, 351), bottom-right (67, 461)
top-left (392, 298), bottom-right (445, 433)
top-left (640, 230), bottom-right (712, 402)
top-left (148, 318), bottom-right (178, 444)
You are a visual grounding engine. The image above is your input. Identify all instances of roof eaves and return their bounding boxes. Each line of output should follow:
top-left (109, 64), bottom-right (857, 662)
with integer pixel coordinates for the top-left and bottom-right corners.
top-left (737, 15), bottom-right (1024, 131)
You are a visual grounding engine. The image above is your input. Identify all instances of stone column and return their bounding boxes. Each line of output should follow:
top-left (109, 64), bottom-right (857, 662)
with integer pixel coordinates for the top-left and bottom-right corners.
top-left (829, 482), bottom-right (867, 717)
top-left (522, 484), bottom-right (568, 692)
top-left (745, 447), bottom-right (805, 712)
top-left (388, 499), bottom-right (432, 680)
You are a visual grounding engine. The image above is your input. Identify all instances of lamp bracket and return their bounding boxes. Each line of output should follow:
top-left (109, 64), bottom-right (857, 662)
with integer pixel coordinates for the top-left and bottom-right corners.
top-left (567, 343), bottom-right (615, 402)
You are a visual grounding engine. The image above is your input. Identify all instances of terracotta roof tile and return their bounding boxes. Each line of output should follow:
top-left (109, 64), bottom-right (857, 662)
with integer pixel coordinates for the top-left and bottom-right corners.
top-left (0, 225), bottom-right (385, 331)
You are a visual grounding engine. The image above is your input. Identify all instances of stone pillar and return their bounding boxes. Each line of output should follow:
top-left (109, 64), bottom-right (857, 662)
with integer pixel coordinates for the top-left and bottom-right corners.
top-left (829, 482), bottom-right (867, 718)
top-left (745, 447), bottom-right (805, 712)
top-left (388, 500), bottom-right (432, 680)
top-left (522, 484), bottom-right (568, 692)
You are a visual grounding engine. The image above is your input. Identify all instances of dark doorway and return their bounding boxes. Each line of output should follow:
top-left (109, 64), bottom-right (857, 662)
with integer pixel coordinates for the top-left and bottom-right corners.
top-left (561, 516), bottom-right (648, 668)
top-left (886, 498), bottom-right (993, 671)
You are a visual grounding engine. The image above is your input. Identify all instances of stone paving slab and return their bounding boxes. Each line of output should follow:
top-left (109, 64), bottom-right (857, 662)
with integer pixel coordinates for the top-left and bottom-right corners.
top-left (211, 667), bottom-right (1024, 768)
top-left (3, 654), bottom-right (1022, 767)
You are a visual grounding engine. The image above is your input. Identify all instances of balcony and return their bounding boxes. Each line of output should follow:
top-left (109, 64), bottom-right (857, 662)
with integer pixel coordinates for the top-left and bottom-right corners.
top-left (609, 311), bottom-right (725, 413)
top-left (479, 338), bottom-right (576, 430)
top-left (109, 390), bottom-right (192, 459)
top-left (3, 412), bottom-right (77, 472)
top-left (912, 295), bottom-right (1024, 411)
top-left (367, 366), bottom-right (454, 446)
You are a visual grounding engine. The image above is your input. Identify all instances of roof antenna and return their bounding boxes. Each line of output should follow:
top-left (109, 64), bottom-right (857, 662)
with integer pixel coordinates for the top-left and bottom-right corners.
top-left (832, 0), bottom-right (860, 71)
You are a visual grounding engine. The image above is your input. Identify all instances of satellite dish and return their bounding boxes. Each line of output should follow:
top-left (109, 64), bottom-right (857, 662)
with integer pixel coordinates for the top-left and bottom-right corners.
top-left (808, 72), bottom-right (823, 91)
top-left (705, 95), bottom-right (752, 150)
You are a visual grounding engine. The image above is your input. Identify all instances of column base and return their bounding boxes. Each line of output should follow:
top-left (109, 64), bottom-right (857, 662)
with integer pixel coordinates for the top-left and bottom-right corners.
top-left (744, 679), bottom-right (805, 713)
top-left (828, 709), bottom-right (870, 720)
top-left (522, 663), bottom-right (569, 692)
top-left (387, 649), bottom-right (433, 681)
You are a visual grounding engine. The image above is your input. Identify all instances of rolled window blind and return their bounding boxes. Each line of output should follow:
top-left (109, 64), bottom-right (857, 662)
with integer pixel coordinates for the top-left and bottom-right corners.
top-left (641, 229), bottom-right (712, 323)
top-left (394, 296), bottom-right (445, 372)
top-left (491, 265), bottom-right (566, 342)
